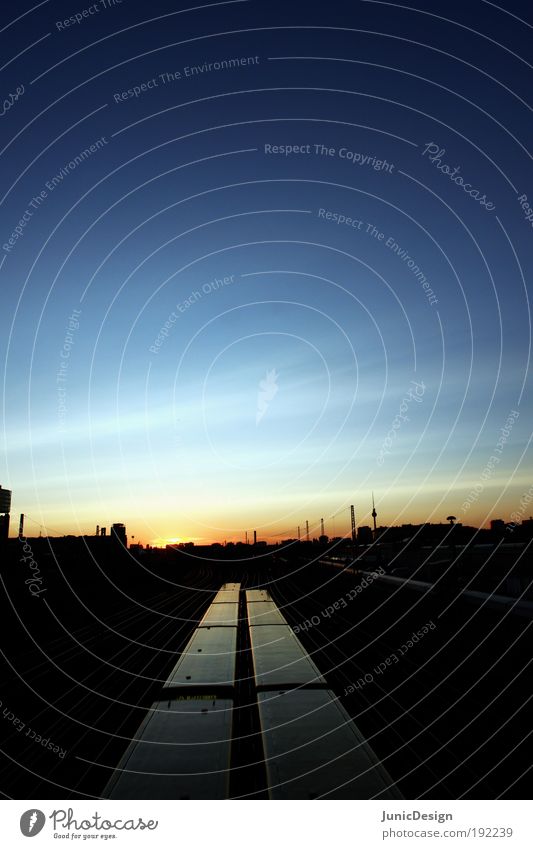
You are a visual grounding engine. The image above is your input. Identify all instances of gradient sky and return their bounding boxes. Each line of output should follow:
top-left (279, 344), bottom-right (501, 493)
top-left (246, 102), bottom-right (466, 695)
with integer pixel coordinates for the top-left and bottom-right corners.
top-left (1, 0), bottom-right (532, 545)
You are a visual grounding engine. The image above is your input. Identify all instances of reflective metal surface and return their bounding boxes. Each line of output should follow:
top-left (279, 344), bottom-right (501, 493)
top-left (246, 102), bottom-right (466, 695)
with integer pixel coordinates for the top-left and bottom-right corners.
top-left (257, 690), bottom-right (402, 799)
top-left (199, 603), bottom-right (239, 628)
top-left (104, 697), bottom-right (233, 799)
top-left (104, 698), bottom-right (233, 799)
top-left (212, 589), bottom-right (240, 604)
top-left (163, 627), bottom-right (237, 689)
top-left (249, 625), bottom-right (326, 688)
top-left (247, 601), bottom-right (288, 626)
top-left (246, 589), bottom-right (272, 603)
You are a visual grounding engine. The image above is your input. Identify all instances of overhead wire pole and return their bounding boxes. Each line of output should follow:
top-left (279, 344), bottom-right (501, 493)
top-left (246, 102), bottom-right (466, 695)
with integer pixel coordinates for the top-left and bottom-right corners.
top-left (305, 520), bottom-right (309, 542)
top-left (329, 505), bottom-right (352, 541)
top-left (350, 505), bottom-right (357, 558)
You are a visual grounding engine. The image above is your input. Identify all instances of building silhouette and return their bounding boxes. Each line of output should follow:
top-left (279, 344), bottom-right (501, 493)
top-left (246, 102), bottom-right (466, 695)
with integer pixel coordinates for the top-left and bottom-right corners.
top-left (0, 486), bottom-right (11, 546)
top-left (111, 523), bottom-right (127, 547)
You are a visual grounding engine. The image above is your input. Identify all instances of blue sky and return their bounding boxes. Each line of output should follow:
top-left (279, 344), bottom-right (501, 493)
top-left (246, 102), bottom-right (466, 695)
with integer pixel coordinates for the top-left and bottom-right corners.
top-left (1, 0), bottom-right (531, 544)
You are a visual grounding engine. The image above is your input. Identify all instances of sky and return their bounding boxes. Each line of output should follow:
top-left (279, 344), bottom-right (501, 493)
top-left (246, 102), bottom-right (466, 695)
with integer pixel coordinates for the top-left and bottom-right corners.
top-left (1, 0), bottom-right (532, 545)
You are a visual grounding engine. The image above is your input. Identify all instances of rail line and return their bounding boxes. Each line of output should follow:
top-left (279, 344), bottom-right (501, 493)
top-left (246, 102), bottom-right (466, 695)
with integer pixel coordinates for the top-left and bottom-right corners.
top-left (103, 583), bottom-right (402, 799)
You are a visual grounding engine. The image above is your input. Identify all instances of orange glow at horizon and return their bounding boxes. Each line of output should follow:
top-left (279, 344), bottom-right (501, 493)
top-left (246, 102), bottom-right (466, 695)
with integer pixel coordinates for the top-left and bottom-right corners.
top-left (150, 536), bottom-right (183, 548)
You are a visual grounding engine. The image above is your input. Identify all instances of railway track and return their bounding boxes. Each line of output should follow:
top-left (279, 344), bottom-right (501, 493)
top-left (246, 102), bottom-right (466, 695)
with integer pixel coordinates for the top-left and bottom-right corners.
top-left (2, 553), bottom-right (531, 799)
top-left (103, 583), bottom-right (402, 799)
top-left (0, 560), bottom-right (221, 798)
top-left (267, 556), bottom-right (533, 799)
